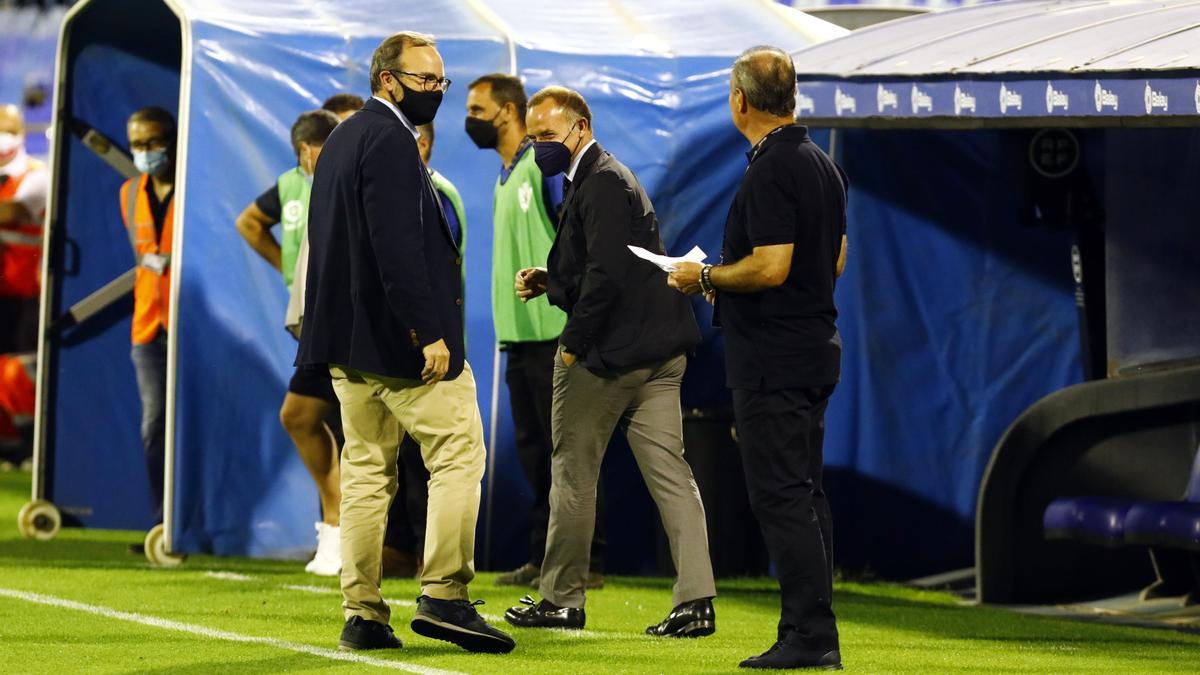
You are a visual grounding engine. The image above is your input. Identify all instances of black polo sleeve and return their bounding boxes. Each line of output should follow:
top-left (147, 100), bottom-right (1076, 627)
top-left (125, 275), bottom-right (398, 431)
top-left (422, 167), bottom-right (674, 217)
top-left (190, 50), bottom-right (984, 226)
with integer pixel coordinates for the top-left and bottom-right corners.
top-left (255, 184), bottom-right (282, 221)
top-left (742, 158), bottom-right (799, 247)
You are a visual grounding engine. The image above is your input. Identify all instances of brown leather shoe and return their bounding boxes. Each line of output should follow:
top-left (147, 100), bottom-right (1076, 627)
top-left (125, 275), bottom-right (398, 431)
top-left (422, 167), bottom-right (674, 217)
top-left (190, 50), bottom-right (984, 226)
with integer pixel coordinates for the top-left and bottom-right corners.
top-left (496, 562), bottom-right (540, 586)
top-left (381, 545), bottom-right (418, 578)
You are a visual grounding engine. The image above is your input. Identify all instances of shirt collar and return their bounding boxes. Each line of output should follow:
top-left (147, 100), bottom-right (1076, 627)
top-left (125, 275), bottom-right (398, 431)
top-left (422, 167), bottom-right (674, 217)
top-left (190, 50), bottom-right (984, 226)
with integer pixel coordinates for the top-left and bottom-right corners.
top-left (746, 124), bottom-right (796, 164)
top-left (372, 95), bottom-right (420, 139)
top-left (566, 139), bottom-right (597, 182)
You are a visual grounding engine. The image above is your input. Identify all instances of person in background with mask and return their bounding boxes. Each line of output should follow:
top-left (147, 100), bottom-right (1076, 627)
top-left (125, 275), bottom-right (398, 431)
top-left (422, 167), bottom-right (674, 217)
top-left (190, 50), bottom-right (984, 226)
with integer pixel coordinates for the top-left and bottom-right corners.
top-left (322, 93), bottom-right (365, 122)
top-left (503, 86), bottom-right (716, 638)
top-left (464, 73), bottom-right (606, 591)
top-left (120, 106), bottom-right (177, 551)
top-left (234, 109), bottom-right (343, 577)
top-left (297, 31), bottom-right (514, 655)
top-left (0, 103), bottom-right (48, 355)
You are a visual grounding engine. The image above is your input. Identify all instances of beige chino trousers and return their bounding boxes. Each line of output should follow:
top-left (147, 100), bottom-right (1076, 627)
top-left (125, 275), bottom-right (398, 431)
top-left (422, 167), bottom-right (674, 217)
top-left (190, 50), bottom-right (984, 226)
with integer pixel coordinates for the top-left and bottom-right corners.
top-left (330, 362), bottom-right (485, 624)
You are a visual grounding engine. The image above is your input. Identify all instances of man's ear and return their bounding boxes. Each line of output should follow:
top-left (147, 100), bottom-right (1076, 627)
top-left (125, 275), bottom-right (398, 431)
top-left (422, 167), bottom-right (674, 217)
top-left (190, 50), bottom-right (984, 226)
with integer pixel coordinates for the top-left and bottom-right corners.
top-left (734, 88), bottom-right (749, 115)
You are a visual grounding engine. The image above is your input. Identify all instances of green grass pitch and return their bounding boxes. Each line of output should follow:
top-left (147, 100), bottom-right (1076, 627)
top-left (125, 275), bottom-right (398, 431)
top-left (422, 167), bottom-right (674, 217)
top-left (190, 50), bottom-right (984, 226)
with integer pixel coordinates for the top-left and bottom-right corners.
top-left (1, 470), bottom-right (1197, 673)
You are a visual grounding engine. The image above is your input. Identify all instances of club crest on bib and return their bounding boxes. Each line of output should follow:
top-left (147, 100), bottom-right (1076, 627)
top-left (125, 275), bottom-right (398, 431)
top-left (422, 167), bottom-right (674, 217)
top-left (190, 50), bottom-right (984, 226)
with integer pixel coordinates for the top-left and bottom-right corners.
top-left (518, 181), bottom-right (533, 213)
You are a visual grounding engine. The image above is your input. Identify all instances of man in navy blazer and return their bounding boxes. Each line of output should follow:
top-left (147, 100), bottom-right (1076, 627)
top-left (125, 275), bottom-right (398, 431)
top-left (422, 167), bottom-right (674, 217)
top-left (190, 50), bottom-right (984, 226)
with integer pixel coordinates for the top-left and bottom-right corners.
top-left (297, 31), bottom-right (513, 656)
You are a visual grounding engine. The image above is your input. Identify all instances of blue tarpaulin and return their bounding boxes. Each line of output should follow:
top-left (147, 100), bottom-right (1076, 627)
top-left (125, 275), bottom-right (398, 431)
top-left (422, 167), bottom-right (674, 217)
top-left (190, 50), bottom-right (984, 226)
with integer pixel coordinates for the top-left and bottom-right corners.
top-left (41, 0), bottom-right (844, 565)
top-left (785, 0), bottom-right (1200, 576)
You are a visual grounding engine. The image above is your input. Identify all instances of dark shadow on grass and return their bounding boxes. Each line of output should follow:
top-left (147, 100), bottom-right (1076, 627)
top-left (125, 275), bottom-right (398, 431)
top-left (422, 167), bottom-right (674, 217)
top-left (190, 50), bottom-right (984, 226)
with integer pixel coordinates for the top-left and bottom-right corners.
top-left (0, 539), bottom-right (144, 570)
top-left (832, 588), bottom-right (1200, 648)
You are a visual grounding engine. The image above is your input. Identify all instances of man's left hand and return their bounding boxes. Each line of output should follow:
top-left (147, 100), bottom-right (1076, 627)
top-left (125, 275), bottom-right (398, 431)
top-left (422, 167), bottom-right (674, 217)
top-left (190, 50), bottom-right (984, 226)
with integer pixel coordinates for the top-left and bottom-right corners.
top-left (668, 262), bottom-right (703, 295)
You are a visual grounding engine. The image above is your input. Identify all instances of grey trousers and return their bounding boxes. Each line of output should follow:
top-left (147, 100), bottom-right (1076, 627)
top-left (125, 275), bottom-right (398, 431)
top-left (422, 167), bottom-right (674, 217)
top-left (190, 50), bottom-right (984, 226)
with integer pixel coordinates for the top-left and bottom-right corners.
top-left (539, 350), bottom-right (716, 609)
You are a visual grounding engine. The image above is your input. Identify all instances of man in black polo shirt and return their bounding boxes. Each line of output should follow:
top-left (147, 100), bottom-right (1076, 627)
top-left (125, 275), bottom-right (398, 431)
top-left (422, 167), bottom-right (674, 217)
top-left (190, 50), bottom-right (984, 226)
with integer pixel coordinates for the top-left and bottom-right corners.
top-left (669, 46), bottom-right (847, 671)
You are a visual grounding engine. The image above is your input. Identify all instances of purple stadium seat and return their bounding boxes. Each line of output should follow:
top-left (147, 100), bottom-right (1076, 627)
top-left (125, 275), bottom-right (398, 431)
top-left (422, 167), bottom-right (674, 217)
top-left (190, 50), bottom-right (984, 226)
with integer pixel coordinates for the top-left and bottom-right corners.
top-left (1043, 497), bottom-right (1133, 545)
top-left (1124, 447), bottom-right (1200, 553)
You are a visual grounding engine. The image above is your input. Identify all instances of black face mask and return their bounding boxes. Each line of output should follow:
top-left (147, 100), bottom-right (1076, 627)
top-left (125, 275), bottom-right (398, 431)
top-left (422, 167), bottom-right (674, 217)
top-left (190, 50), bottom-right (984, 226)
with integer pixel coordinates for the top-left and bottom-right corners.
top-left (389, 79), bottom-right (443, 126)
top-left (465, 112), bottom-right (501, 149)
top-left (534, 123), bottom-right (583, 176)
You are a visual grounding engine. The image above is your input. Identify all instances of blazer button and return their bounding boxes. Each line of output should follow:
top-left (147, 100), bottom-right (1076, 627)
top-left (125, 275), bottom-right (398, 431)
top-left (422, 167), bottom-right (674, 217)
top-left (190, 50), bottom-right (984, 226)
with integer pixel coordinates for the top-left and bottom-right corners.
top-left (454, 256), bottom-right (462, 266)
top-left (455, 298), bottom-right (463, 307)
top-left (409, 329), bottom-right (419, 347)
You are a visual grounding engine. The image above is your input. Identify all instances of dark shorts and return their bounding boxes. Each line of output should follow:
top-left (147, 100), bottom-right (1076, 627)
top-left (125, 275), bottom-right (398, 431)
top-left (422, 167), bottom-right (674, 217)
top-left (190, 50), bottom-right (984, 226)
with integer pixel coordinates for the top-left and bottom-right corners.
top-left (288, 364), bottom-right (337, 402)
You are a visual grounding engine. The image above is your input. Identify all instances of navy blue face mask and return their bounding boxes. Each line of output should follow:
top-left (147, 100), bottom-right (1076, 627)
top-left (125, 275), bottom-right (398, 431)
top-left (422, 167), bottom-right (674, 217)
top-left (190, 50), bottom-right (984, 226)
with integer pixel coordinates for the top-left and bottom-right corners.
top-left (533, 123), bottom-right (583, 176)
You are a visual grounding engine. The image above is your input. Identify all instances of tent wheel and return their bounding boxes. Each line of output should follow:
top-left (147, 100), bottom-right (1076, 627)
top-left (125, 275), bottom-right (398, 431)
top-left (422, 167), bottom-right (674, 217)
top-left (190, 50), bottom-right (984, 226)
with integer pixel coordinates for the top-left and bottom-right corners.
top-left (17, 499), bottom-right (61, 541)
top-left (144, 524), bottom-right (186, 567)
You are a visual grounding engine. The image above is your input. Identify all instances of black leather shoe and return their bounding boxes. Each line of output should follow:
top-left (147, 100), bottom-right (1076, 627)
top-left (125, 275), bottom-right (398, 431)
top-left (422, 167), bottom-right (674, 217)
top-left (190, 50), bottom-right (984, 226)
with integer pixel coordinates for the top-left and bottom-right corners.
top-left (740, 641), bottom-right (841, 670)
top-left (338, 616), bottom-right (403, 651)
top-left (410, 595), bottom-right (516, 654)
top-left (645, 597), bottom-right (716, 638)
top-left (503, 595), bottom-right (585, 629)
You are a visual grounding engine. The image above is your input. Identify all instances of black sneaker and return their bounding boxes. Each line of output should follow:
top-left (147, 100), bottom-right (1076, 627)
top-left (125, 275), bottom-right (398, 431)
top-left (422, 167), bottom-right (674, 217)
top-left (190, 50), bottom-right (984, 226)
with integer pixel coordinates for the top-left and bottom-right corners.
top-left (740, 641), bottom-right (841, 670)
top-left (410, 595), bottom-right (516, 654)
top-left (338, 616), bottom-right (403, 651)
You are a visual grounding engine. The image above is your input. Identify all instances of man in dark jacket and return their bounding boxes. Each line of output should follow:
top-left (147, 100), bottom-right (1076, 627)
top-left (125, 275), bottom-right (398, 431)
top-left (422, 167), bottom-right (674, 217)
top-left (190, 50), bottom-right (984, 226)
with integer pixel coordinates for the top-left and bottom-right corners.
top-left (297, 31), bottom-right (512, 656)
top-left (503, 86), bottom-right (716, 638)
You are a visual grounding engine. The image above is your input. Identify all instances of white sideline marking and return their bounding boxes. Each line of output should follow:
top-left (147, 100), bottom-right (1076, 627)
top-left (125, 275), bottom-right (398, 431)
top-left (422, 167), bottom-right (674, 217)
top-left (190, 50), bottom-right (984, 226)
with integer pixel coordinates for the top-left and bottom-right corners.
top-left (204, 571), bottom-right (253, 582)
top-left (0, 588), bottom-right (462, 675)
top-left (282, 584), bottom-right (335, 594)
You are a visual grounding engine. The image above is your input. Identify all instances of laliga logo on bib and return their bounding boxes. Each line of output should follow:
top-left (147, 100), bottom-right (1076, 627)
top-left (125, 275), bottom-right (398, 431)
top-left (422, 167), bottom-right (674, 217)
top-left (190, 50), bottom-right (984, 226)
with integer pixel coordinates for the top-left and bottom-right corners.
top-left (834, 87), bottom-right (857, 116)
top-left (953, 85), bottom-right (976, 116)
top-left (999, 84), bottom-right (1023, 114)
top-left (283, 200), bottom-right (304, 229)
top-left (518, 181), bottom-right (533, 213)
top-left (910, 84), bottom-right (932, 114)
top-left (1144, 82), bottom-right (1169, 114)
top-left (876, 84), bottom-right (898, 113)
top-left (1045, 83), bottom-right (1069, 112)
top-left (795, 92), bottom-right (816, 115)
top-left (1094, 82), bottom-right (1119, 112)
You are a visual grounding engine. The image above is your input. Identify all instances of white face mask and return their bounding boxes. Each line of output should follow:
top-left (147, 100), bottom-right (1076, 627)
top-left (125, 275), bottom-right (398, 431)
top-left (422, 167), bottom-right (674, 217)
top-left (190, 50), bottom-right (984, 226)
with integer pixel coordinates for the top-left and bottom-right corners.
top-left (0, 132), bottom-right (23, 166)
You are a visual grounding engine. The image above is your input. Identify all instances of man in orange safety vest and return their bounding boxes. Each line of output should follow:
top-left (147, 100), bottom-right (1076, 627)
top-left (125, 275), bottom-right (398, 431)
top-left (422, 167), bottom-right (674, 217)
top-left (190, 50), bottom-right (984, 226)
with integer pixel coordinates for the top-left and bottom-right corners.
top-left (120, 107), bottom-right (177, 544)
top-left (0, 104), bottom-right (48, 355)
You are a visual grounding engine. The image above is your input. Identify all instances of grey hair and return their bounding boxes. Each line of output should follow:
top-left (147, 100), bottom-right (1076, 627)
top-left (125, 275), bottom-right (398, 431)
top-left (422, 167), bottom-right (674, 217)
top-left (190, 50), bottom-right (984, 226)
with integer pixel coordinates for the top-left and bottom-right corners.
top-left (369, 31), bottom-right (437, 93)
top-left (731, 45), bottom-right (797, 117)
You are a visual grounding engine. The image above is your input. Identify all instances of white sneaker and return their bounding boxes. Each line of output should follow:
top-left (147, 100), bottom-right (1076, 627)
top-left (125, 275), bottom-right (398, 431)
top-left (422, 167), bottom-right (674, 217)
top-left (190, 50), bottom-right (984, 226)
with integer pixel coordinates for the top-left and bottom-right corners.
top-left (305, 522), bottom-right (341, 576)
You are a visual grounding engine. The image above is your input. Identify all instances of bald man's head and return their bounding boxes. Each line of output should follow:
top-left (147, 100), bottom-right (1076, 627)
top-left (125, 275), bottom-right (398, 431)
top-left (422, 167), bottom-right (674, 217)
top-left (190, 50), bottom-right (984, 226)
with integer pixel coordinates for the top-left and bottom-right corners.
top-left (0, 104), bottom-right (25, 166)
top-left (730, 46), bottom-right (797, 118)
top-left (0, 104), bottom-right (23, 135)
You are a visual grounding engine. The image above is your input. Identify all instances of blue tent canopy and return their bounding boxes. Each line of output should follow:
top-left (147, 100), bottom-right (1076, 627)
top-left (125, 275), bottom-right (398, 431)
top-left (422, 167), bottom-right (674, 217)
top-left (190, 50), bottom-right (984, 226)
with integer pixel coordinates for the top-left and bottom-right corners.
top-left (39, 0), bottom-right (845, 563)
top-left (783, 0), bottom-right (1200, 578)
top-left (789, 0), bottom-right (1200, 124)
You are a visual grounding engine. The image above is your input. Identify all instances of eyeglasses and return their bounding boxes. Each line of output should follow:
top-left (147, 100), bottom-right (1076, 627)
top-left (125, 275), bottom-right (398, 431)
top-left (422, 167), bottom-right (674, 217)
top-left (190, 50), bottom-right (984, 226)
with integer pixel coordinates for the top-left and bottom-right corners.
top-left (389, 70), bottom-right (452, 93)
top-left (129, 136), bottom-right (171, 151)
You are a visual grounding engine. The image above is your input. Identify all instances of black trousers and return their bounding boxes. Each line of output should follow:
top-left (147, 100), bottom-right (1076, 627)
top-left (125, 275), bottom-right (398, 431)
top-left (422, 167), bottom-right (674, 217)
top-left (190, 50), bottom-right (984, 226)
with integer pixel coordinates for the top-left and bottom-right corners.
top-left (506, 339), bottom-right (605, 570)
top-left (733, 385), bottom-right (839, 651)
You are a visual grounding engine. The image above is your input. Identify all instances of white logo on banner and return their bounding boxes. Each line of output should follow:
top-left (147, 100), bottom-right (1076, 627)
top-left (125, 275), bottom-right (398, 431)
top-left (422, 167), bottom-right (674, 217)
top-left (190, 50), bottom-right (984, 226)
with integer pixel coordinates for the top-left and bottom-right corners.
top-left (835, 87), bottom-right (857, 116)
top-left (953, 85), bottom-right (976, 115)
top-left (1144, 82), bottom-right (1169, 113)
top-left (518, 181), bottom-right (533, 213)
top-left (795, 92), bottom-right (816, 115)
top-left (1194, 81), bottom-right (1200, 113)
top-left (999, 84), bottom-right (1023, 114)
top-left (1045, 83), bottom-right (1069, 112)
top-left (876, 84), bottom-right (898, 113)
top-left (1093, 81), bottom-right (1119, 112)
top-left (910, 84), bottom-right (933, 114)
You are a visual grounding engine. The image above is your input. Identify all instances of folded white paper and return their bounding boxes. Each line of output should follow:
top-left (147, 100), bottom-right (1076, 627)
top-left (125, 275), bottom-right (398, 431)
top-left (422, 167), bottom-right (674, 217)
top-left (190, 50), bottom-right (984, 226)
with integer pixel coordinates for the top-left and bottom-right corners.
top-left (627, 244), bottom-right (707, 272)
